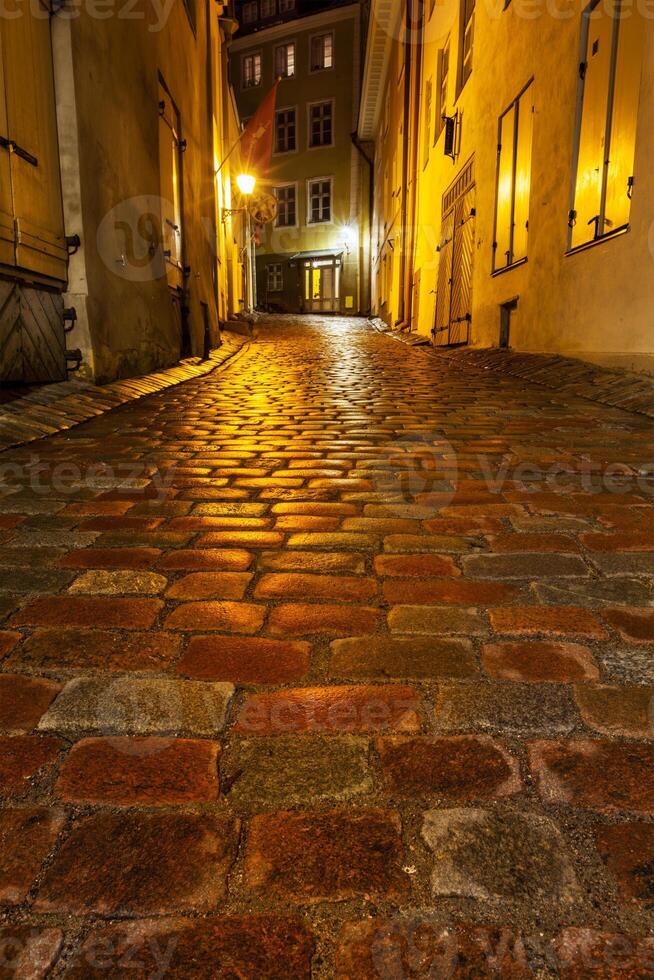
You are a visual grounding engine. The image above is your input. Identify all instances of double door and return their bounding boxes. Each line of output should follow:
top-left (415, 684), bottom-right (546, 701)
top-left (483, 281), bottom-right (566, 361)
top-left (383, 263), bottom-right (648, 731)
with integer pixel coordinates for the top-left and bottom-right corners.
top-left (304, 258), bottom-right (339, 313)
top-left (433, 175), bottom-right (475, 347)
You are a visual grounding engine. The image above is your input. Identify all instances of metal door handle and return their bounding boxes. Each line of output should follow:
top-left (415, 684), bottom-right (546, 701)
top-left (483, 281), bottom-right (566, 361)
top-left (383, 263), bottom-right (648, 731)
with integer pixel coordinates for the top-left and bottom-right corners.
top-left (0, 135), bottom-right (38, 166)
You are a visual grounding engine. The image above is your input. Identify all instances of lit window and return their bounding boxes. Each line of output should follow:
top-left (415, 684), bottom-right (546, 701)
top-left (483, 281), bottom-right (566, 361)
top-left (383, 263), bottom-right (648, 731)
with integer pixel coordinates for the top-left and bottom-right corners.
top-left (260, 0), bottom-right (275, 16)
top-left (309, 101), bottom-right (333, 147)
top-left (570, 0), bottom-right (642, 249)
top-left (275, 42), bottom-right (295, 78)
top-left (311, 32), bottom-right (334, 71)
top-left (242, 1), bottom-right (257, 22)
top-left (436, 39), bottom-right (450, 138)
top-left (493, 81), bottom-right (534, 271)
top-left (308, 179), bottom-right (331, 223)
top-left (242, 53), bottom-right (262, 88)
top-left (459, 0), bottom-right (475, 89)
top-left (275, 109), bottom-right (296, 153)
top-left (279, 0), bottom-right (295, 10)
top-left (267, 263), bottom-right (283, 291)
top-left (275, 184), bottom-right (297, 227)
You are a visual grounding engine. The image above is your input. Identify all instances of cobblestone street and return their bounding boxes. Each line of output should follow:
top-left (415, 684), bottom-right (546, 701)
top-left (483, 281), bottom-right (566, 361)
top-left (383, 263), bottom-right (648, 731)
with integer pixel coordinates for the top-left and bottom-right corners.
top-left (1, 315), bottom-right (654, 977)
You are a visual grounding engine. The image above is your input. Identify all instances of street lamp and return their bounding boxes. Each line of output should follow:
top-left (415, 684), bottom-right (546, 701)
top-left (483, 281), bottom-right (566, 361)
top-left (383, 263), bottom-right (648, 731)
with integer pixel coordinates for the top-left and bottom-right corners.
top-left (236, 173), bottom-right (256, 196)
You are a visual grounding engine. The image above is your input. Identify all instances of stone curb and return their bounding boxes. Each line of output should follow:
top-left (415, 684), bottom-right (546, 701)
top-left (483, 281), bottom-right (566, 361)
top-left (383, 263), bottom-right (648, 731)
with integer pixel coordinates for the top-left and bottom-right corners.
top-left (0, 333), bottom-right (250, 454)
top-left (368, 318), bottom-right (654, 420)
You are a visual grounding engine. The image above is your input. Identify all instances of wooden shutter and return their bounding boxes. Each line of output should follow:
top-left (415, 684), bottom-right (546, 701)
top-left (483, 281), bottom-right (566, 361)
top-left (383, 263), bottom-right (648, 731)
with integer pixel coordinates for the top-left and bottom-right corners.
top-left (433, 209), bottom-right (454, 345)
top-left (494, 104), bottom-right (515, 270)
top-left (571, 3), bottom-right (613, 249)
top-left (604, 4), bottom-right (643, 233)
top-left (1, 0), bottom-right (67, 281)
top-left (512, 91), bottom-right (533, 262)
top-left (449, 188), bottom-right (475, 345)
top-left (0, 37), bottom-right (14, 269)
top-left (158, 86), bottom-right (183, 289)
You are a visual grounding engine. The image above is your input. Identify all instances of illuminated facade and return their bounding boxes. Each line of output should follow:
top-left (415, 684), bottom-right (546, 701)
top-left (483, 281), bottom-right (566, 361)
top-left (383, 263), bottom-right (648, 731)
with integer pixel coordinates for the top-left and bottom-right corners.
top-left (231, 0), bottom-right (368, 314)
top-left (360, 0), bottom-right (654, 373)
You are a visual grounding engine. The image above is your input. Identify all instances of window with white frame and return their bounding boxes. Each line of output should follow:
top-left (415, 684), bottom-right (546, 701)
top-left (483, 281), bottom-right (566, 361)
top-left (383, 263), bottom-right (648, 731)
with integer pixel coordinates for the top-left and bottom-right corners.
top-left (569, 0), bottom-right (642, 249)
top-left (242, 53), bottom-right (262, 88)
top-left (309, 101), bottom-right (333, 148)
top-left (275, 108), bottom-right (296, 153)
top-left (493, 81), bottom-right (534, 271)
top-left (260, 0), bottom-right (275, 16)
top-left (242, 1), bottom-right (257, 22)
top-left (310, 32), bottom-right (334, 71)
top-left (275, 42), bottom-right (295, 78)
top-left (308, 178), bottom-right (331, 223)
top-left (274, 184), bottom-right (297, 227)
top-left (267, 263), bottom-right (283, 291)
top-left (279, 0), bottom-right (295, 10)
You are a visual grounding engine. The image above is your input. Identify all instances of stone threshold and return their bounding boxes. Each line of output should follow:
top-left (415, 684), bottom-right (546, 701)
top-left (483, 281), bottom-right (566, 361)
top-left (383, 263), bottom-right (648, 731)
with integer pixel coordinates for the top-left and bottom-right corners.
top-left (370, 319), bottom-right (654, 420)
top-left (0, 332), bottom-right (249, 453)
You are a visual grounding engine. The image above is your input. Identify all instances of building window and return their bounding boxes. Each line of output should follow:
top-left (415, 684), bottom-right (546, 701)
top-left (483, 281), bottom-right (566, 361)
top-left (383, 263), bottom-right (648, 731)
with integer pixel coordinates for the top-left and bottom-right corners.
top-left (242, 53), bottom-right (262, 88)
top-left (310, 32), bottom-right (334, 71)
top-left (242, 1), bottom-right (257, 22)
top-left (423, 78), bottom-right (432, 168)
top-left (275, 184), bottom-right (297, 227)
top-left (309, 101), bottom-right (333, 147)
top-left (436, 39), bottom-right (450, 138)
top-left (493, 81), bottom-right (534, 271)
top-left (267, 263), bottom-right (283, 291)
top-left (275, 42), bottom-right (295, 78)
top-left (260, 0), bottom-right (275, 16)
top-left (569, 0), bottom-right (642, 250)
top-left (308, 178), bottom-right (332, 223)
top-left (275, 108), bottom-right (296, 153)
top-left (459, 0), bottom-right (475, 90)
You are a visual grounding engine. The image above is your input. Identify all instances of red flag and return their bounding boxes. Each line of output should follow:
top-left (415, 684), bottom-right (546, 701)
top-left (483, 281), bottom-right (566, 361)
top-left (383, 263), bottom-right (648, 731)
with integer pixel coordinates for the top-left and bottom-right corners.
top-left (239, 81), bottom-right (279, 179)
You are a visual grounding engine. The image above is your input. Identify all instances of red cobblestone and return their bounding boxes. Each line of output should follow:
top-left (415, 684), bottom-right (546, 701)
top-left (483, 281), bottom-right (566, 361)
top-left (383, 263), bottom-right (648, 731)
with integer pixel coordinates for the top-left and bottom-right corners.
top-left (0, 674), bottom-right (62, 731)
top-left (165, 601), bottom-right (265, 633)
top-left (490, 606), bottom-right (607, 639)
top-left (255, 572), bottom-right (377, 601)
top-left (0, 807), bottom-right (65, 904)
top-left (384, 578), bottom-right (518, 605)
top-left (35, 811), bottom-right (239, 914)
top-left (177, 635), bottom-right (310, 683)
top-left (0, 631), bottom-right (20, 658)
top-left (0, 736), bottom-right (64, 798)
top-left (234, 685), bottom-right (421, 734)
top-left (267, 602), bottom-right (379, 637)
top-left (65, 917), bottom-right (315, 979)
top-left (156, 548), bottom-right (253, 570)
top-left (529, 739), bottom-right (654, 813)
top-left (58, 547), bottom-right (162, 569)
top-left (243, 809), bottom-right (408, 902)
top-left (55, 737), bottom-right (220, 805)
top-left (4, 629), bottom-right (181, 671)
top-left (482, 642), bottom-right (600, 682)
top-left (336, 921), bottom-right (532, 979)
top-left (602, 607), bottom-right (654, 644)
top-left (374, 553), bottom-right (460, 577)
top-left (165, 571), bottom-right (252, 599)
top-left (595, 822), bottom-right (654, 905)
top-left (376, 736), bottom-right (521, 800)
top-left (196, 531), bottom-right (284, 548)
top-left (487, 533), bottom-right (581, 553)
top-left (553, 928), bottom-right (654, 978)
top-left (11, 596), bottom-right (162, 629)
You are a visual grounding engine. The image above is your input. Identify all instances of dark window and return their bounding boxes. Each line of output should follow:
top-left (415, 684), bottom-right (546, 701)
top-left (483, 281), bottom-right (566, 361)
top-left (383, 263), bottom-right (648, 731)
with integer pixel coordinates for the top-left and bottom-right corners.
top-left (275, 184), bottom-right (297, 227)
top-left (275, 109), bottom-right (296, 153)
top-left (309, 102), bottom-right (333, 147)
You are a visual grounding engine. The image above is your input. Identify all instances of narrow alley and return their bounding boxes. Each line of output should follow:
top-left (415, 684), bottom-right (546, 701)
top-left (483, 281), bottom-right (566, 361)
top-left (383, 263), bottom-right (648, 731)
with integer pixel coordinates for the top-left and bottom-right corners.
top-left (1, 316), bottom-right (653, 976)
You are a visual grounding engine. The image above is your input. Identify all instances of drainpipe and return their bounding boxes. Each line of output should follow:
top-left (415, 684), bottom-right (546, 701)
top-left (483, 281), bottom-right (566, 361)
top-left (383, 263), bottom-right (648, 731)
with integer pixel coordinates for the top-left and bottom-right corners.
top-left (351, 131), bottom-right (374, 316)
top-left (397, 0), bottom-right (422, 332)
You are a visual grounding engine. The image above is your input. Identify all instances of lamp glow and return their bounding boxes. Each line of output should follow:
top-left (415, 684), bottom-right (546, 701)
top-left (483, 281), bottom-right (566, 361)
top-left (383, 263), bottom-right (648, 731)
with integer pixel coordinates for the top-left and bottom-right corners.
top-left (236, 173), bottom-right (256, 195)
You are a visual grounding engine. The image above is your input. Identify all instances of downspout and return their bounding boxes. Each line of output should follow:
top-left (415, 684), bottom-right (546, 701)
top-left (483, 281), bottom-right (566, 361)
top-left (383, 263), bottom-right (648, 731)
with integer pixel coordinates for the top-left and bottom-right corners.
top-left (397, 0), bottom-right (422, 331)
top-left (350, 131), bottom-right (374, 316)
top-left (207, 0), bottom-right (221, 343)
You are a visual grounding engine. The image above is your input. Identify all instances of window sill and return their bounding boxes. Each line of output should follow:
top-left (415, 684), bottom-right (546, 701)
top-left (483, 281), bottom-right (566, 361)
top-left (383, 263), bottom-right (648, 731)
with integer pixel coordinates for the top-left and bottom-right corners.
top-left (566, 224), bottom-right (629, 256)
top-left (491, 257), bottom-right (527, 277)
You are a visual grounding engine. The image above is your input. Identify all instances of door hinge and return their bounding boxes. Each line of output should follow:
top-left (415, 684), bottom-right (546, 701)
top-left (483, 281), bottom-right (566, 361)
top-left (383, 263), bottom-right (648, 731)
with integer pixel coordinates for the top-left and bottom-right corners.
top-left (579, 61), bottom-right (587, 80)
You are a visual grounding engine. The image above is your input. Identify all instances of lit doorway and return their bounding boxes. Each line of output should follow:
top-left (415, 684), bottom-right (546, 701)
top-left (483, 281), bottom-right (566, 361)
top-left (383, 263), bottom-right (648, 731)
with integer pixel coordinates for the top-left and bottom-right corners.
top-left (303, 257), bottom-right (340, 313)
